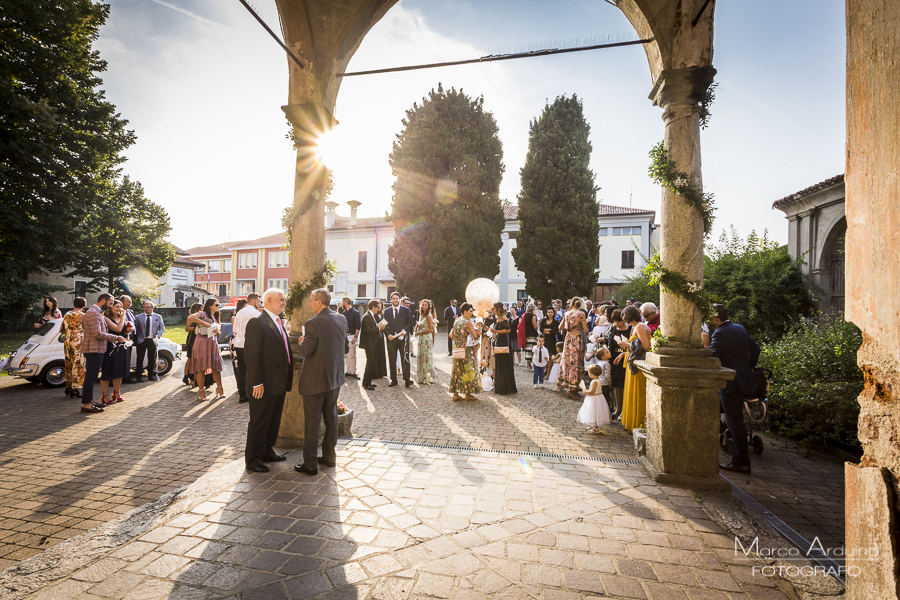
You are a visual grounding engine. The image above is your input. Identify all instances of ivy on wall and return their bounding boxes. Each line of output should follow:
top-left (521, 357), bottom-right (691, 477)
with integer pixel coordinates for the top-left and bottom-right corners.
top-left (642, 253), bottom-right (717, 323)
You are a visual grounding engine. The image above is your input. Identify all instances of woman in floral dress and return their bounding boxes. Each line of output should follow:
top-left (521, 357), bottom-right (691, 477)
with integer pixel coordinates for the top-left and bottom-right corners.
top-left (449, 303), bottom-right (482, 401)
top-left (62, 298), bottom-right (86, 398)
top-left (414, 299), bottom-right (436, 384)
top-left (561, 297), bottom-right (589, 401)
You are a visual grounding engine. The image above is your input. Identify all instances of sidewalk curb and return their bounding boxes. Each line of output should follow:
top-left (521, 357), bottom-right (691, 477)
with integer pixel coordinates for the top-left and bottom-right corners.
top-left (0, 456), bottom-right (247, 600)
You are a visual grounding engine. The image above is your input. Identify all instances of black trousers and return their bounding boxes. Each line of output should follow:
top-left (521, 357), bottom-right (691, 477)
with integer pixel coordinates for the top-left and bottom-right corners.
top-left (123, 346), bottom-right (133, 380)
top-left (447, 329), bottom-right (454, 354)
top-left (82, 352), bottom-right (104, 405)
top-left (245, 391), bottom-right (286, 467)
top-left (234, 348), bottom-right (248, 400)
top-left (386, 337), bottom-right (410, 383)
top-left (134, 339), bottom-right (157, 376)
top-left (602, 385), bottom-right (615, 416)
top-left (362, 348), bottom-right (377, 387)
top-left (302, 388), bottom-right (339, 470)
top-left (720, 391), bottom-right (750, 466)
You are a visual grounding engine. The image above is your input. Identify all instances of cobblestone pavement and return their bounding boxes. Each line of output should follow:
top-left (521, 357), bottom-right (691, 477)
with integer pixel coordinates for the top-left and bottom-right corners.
top-left (17, 441), bottom-right (794, 600)
top-left (0, 333), bottom-right (848, 580)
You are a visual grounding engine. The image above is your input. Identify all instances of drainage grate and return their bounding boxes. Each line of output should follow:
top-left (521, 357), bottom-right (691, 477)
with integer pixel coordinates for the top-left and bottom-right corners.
top-left (721, 473), bottom-right (846, 583)
top-left (338, 437), bottom-right (641, 465)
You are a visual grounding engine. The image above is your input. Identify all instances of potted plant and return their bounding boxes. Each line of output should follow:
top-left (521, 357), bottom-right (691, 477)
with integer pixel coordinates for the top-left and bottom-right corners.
top-left (337, 400), bottom-right (353, 438)
top-left (633, 421), bottom-right (647, 456)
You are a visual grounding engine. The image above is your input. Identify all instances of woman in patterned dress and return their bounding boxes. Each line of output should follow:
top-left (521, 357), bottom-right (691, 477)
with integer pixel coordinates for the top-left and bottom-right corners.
top-left (62, 297), bottom-right (86, 398)
top-left (414, 299), bottom-right (436, 385)
top-left (561, 297), bottom-right (589, 401)
top-left (449, 303), bottom-right (482, 401)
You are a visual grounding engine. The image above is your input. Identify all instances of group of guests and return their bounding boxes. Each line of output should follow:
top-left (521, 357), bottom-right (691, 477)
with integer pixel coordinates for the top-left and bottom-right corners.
top-left (356, 292), bottom-right (438, 391)
top-left (57, 294), bottom-right (164, 413)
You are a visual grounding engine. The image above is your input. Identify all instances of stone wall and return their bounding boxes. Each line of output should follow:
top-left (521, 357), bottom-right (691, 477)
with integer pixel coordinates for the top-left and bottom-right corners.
top-left (845, 0), bottom-right (900, 597)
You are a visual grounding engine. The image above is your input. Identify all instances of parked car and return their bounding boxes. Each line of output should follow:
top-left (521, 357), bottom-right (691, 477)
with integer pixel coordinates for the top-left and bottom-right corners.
top-left (216, 306), bottom-right (235, 353)
top-left (1, 319), bottom-right (181, 388)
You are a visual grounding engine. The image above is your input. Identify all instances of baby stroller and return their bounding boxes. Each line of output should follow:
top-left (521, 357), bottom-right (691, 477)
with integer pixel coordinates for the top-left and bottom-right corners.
top-left (720, 367), bottom-right (771, 456)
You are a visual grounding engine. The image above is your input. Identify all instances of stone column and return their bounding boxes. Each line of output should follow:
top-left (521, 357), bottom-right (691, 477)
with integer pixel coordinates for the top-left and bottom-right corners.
top-left (277, 103), bottom-right (334, 448)
top-left (637, 66), bottom-right (733, 491)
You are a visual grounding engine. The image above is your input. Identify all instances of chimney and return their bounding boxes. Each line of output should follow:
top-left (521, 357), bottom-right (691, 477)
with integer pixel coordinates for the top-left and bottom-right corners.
top-left (347, 200), bottom-right (361, 227)
top-left (325, 201), bottom-right (338, 229)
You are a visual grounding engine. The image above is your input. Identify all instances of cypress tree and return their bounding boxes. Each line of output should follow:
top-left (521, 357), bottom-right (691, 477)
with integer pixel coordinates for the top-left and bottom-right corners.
top-left (512, 95), bottom-right (599, 301)
top-left (387, 84), bottom-right (505, 305)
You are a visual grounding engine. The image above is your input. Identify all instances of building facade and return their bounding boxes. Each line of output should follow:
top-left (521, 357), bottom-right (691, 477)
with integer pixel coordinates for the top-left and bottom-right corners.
top-left (773, 174), bottom-right (846, 312)
top-left (185, 201), bottom-right (658, 304)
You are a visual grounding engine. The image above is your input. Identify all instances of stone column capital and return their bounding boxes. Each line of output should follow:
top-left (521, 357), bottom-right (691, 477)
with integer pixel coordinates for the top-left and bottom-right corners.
top-left (649, 66), bottom-right (717, 116)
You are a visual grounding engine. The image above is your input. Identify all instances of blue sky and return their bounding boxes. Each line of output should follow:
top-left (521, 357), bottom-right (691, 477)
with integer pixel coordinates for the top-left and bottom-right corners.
top-left (98, 0), bottom-right (845, 249)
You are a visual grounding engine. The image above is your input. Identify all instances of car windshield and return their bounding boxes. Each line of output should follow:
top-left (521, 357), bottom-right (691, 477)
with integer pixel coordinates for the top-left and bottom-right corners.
top-left (219, 309), bottom-right (234, 323)
top-left (34, 322), bottom-right (56, 337)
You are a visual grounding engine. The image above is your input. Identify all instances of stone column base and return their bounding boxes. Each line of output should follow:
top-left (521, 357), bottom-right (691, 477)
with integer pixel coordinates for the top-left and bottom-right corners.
top-left (277, 356), bottom-right (307, 449)
top-left (637, 346), bottom-right (735, 492)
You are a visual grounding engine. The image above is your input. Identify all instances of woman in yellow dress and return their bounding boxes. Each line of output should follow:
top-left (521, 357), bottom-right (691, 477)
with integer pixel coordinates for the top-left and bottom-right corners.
top-left (616, 305), bottom-right (652, 431)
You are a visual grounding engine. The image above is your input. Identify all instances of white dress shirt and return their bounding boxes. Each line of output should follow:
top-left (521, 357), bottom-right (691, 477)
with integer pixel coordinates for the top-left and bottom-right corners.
top-left (231, 304), bottom-right (260, 349)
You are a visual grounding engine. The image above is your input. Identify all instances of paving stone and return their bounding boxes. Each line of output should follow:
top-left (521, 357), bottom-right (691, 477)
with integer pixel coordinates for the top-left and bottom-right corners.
top-left (140, 554), bottom-right (192, 578)
top-left (285, 571), bottom-right (332, 598)
top-left (602, 574), bottom-right (647, 599)
top-left (413, 572), bottom-right (455, 598)
top-left (565, 570), bottom-right (605, 594)
top-left (202, 566), bottom-right (251, 591)
top-left (618, 558), bottom-right (658, 580)
top-left (371, 576), bottom-right (415, 600)
top-left (73, 558), bottom-right (129, 582)
top-left (326, 561), bottom-right (368, 586)
top-left (32, 580), bottom-right (94, 600)
top-left (171, 561), bottom-right (221, 586)
top-left (88, 572), bottom-right (147, 598)
top-left (121, 579), bottom-right (177, 600)
top-left (241, 582), bottom-right (290, 600)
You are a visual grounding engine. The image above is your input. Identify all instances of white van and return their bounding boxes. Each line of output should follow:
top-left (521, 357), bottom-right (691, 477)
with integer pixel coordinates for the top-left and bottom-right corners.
top-left (1, 319), bottom-right (181, 388)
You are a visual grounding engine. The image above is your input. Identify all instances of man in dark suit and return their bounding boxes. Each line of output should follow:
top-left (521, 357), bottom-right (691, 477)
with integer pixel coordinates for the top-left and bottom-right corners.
top-left (294, 288), bottom-right (348, 476)
top-left (443, 299), bottom-right (459, 356)
top-left (710, 303), bottom-right (761, 475)
top-left (383, 291), bottom-right (414, 387)
top-left (243, 288), bottom-right (293, 473)
top-left (359, 299), bottom-right (383, 391)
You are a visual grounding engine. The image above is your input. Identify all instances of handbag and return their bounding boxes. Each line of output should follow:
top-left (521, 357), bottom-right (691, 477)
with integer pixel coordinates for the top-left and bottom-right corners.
top-left (452, 347), bottom-right (467, 360)
top-left (627, 335), bottom-right (647, 375)
top-left (493, 346), bottom-right (509, 354)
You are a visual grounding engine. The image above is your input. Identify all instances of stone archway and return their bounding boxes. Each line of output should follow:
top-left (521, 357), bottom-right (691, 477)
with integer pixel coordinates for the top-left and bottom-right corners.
top-left (273, 0), bottom-right (730, 489)
top-left (818, 216), bottom-right (847, 313)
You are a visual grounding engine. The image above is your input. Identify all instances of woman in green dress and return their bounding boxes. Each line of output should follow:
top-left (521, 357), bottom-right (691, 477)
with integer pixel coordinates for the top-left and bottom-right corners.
top-left (449, 302), bottom-right (482, 401)
top-left (414, 299), bottom-right (436, 384)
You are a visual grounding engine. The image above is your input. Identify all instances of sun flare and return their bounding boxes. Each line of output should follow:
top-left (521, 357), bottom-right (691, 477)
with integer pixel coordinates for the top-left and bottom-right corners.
top-left (312, 128), bottom-right (341, 170)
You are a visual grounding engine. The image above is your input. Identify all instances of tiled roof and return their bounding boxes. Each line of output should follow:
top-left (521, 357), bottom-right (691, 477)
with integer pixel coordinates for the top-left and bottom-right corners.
top-left (772, 174), bottom-right (844, 208)
top-left (233, 232), bottom-right (287, 248)
top-left (501, 203), bottom-right (655, 220)
top-left (331, 215), bottom-right (390, 230)
top-left (182, 241), bottom-right (248, 257)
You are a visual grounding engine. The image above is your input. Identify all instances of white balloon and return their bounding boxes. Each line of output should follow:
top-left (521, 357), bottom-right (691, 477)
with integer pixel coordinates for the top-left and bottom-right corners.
top-left (465, 278), bottom-right (500, 315)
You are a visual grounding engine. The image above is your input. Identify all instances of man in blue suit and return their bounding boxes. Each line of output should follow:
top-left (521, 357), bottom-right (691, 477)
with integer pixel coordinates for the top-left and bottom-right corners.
top-left (383, 291), bottom-right (413, 388)
top-left (710, 304), bottom-right (761, 475)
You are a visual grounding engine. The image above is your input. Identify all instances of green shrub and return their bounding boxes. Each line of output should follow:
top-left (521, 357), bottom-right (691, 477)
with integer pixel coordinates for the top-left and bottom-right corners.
top-left (759, 313), bottom-right (863, 449)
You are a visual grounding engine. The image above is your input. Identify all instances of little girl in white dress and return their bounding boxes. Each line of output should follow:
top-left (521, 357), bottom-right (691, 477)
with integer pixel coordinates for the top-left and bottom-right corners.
top-left (577, 364), bottom-right (612, 433)
top-left (547, 342), bottom-right (563, 386)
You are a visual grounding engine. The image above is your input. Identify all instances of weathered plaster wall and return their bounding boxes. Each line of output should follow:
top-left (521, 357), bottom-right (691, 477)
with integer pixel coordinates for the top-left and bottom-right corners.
top-left (845, 0), bottom-right (900, 597)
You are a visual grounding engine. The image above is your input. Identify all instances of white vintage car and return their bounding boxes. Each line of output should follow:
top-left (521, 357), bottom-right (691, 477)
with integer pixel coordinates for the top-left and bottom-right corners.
top-left (1, 319), bottom-right (181, 388)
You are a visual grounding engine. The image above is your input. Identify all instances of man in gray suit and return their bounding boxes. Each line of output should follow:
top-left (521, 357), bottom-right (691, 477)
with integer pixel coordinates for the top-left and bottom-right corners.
top-left (294, 288), bottom-right (348, 476)
top-left (134, 301), bottom-right (165, 382)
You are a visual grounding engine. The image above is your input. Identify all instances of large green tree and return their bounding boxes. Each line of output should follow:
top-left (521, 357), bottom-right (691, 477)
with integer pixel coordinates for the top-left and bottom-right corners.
top-left (512, 95), bottom-right (599, 302)
top-left (66, 177), bottom-right (175, 297)
top-left (387, 84), bottom-right (505, 305)
top-left (0, 0), bottom-right (135, 325)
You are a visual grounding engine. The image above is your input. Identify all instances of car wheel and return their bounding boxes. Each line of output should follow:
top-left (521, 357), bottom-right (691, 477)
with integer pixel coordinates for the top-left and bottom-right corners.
top-left (156, 353), bottom-right (173, 376)
top-left (40, 361), bottom-right (67, 388)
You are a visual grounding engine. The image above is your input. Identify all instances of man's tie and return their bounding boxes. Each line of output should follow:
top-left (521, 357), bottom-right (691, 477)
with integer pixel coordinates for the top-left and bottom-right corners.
top-left (145, 315), bottom-right (151, 338)
top-left (276, 317), bottom-right (290, 360)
